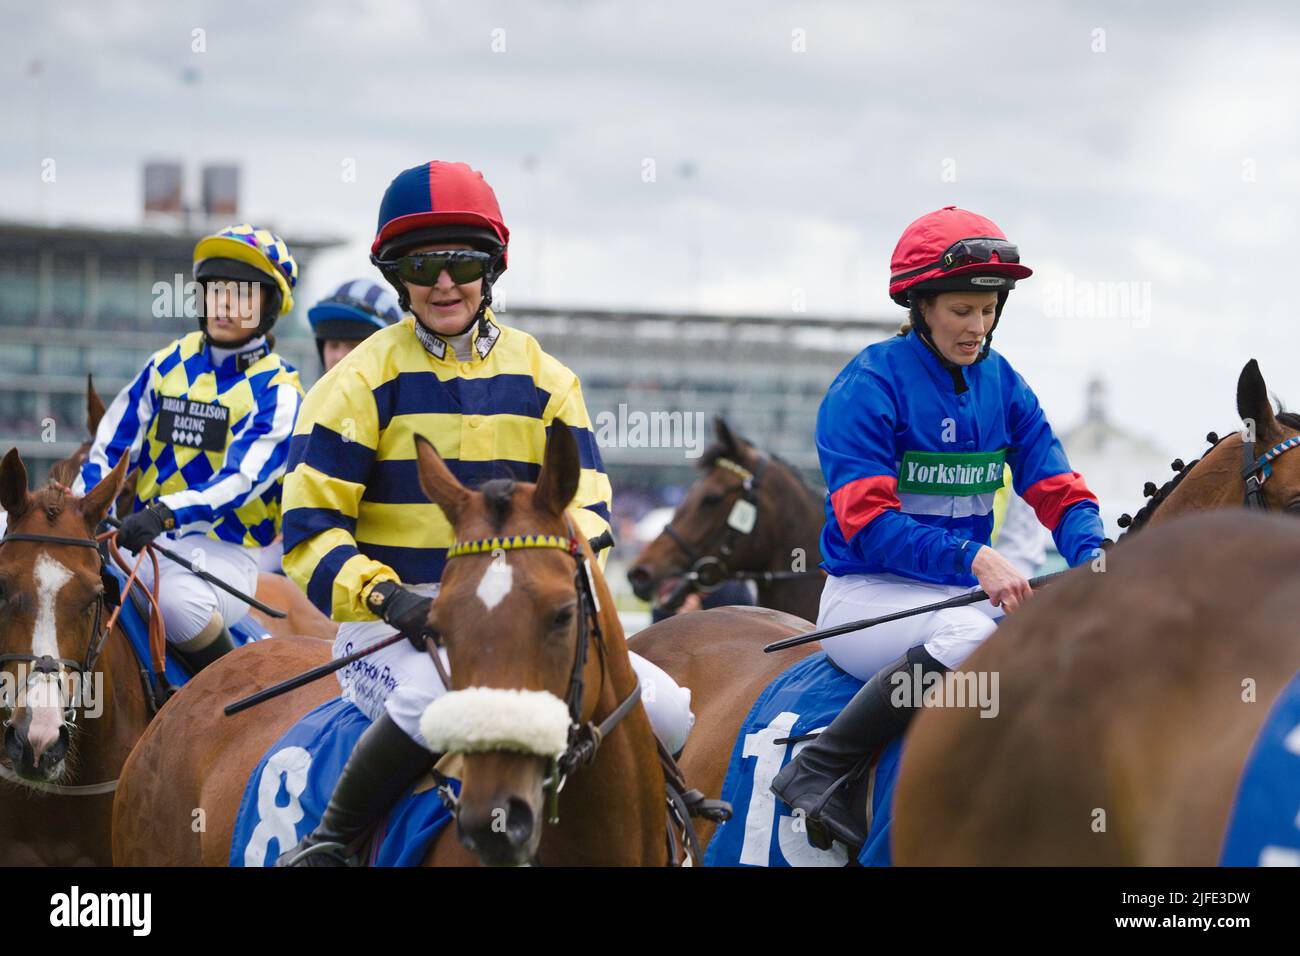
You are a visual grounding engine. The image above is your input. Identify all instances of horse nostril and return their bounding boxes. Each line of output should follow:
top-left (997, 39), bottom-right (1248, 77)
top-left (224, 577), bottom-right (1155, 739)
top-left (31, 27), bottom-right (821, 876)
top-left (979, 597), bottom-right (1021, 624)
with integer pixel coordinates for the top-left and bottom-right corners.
top-left (627, 567), bottom-right (653, 599)
top-left (504, 797), bottom-right (535, 848)
top-left (4, 724), bottom-right (24, 765)
top-left (41, 726), bottom-right (70, 767)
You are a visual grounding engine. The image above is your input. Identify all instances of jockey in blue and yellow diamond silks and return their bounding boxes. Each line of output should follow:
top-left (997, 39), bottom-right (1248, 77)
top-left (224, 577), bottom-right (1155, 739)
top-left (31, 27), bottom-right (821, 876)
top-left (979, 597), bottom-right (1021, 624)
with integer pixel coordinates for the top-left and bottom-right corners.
top-left (75, 224), bottom-right (304, 674)
top-left (275, 161), bottom-right (694, 867)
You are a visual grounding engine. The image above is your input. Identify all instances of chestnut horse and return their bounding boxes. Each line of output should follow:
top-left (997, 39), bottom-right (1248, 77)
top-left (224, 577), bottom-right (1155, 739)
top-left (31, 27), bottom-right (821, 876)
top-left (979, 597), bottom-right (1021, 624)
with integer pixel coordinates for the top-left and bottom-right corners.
top-left (112, 425), bottom-right (817, 865)
top-left (52, 377), bottom-right (336, 643)
top-left (0, 448), bottom-right (137, 865)
top-left (894, 359), bottom-right (1300, 864)
top-left (627, 418), bottom-right (825, 622)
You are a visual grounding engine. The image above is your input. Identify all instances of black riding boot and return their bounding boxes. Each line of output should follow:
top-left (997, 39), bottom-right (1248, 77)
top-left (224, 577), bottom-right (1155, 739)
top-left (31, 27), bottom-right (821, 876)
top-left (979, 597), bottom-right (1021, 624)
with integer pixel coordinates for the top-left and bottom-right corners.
top-left (770, 644), bottom-right (948, 851)
top-left (172, 625), bottom-right (237, 676)
top-left (275, 714), bottom-right (436, 867)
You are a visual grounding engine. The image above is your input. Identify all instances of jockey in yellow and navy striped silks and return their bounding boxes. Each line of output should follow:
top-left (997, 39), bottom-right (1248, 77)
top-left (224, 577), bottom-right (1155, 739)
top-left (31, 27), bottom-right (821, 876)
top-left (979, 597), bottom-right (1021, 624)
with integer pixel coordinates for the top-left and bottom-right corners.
top-left (280, 308), bottom-right (613, 621)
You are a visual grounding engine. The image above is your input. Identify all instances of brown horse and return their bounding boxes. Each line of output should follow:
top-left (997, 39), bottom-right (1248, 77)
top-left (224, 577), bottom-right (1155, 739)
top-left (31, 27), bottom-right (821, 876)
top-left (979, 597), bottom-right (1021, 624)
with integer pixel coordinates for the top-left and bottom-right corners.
top-left (53, 376), bottom-right (337, 643)
top-left (894, 359), bottom-right (1300, 864)
top-left (627, 417), bottom-right (825, 622)
top-left (0, 448), bottom-right (138, 865)
top-left (1117, 359), bottom-right (1300, 531)
top-left (113, 425), bottom-right (814, 865)
top-left (894, 510), bottom-right (1300, 864)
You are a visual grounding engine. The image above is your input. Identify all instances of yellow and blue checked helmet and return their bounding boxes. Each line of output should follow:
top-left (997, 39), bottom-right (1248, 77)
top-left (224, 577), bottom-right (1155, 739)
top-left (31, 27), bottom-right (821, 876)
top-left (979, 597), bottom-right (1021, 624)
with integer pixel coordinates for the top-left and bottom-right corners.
top-left (193, 224), bottom-right (299, 317)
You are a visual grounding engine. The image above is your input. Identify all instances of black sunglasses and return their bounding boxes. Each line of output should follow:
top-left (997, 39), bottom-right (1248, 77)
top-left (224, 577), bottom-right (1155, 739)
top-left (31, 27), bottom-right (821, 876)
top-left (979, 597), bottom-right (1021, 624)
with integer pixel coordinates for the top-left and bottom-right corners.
top-left (371, 250), bottom-right (495, 286)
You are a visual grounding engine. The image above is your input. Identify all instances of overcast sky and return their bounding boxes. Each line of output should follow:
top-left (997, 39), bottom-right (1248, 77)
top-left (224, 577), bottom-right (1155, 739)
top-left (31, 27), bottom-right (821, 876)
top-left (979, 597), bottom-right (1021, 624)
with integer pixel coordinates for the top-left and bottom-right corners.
top-left (5, 0), bottom-right (1300, 465)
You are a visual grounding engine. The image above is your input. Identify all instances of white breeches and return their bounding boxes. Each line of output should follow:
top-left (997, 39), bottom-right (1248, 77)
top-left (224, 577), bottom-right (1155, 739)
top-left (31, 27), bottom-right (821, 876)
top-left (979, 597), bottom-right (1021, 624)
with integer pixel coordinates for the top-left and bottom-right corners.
top-left (816, 572), bottom-right (1004, 680)
top-left (334, 585), bottom-right (695, 754)
top-left (130, 533), bottom-right (261, 645)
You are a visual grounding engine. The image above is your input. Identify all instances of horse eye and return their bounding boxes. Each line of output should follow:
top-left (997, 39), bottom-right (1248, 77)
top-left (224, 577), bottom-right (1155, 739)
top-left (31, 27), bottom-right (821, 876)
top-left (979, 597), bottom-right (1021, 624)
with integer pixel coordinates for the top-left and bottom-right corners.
top-left (701, 494), bottom-right (723, 508)
top-left (551, 606), bottom-right (575, 631)
top-left (1286, 500), bottom-right (1300, 514)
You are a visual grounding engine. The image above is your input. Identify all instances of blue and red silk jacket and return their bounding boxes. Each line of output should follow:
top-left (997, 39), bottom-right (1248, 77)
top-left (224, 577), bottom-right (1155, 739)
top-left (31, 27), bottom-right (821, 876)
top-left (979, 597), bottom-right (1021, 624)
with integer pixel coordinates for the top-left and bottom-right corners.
top-left (818, 330), bottom-right (1103, 585)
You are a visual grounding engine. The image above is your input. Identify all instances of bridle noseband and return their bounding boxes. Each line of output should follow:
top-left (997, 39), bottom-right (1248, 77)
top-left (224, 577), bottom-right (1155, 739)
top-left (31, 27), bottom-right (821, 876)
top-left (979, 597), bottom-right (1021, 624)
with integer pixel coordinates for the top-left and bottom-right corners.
top-left (662, 453), bottom-right (769, 594)
top-left (424, 522), bottom-right (642, 826)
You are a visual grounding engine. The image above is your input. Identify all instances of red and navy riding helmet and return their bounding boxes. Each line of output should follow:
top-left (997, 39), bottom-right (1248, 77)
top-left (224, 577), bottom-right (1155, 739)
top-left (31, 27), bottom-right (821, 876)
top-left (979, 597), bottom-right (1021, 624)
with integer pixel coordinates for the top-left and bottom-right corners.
top-left (889, 206), bottom-right (1032, 307)
top-left (371, 161), bottom-right (509, 266)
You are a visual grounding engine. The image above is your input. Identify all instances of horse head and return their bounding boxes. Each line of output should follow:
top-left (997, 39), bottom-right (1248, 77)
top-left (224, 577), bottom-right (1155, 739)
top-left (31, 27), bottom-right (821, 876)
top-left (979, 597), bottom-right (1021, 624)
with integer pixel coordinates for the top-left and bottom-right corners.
top-left (0, 448), bottom-right (127, 784)
top-left (413, 423), bottom-right (639, 866)
top-left (1121, 360), bottom-right (1300, 533)
top-left (627, 416), bottom-right (782, 604)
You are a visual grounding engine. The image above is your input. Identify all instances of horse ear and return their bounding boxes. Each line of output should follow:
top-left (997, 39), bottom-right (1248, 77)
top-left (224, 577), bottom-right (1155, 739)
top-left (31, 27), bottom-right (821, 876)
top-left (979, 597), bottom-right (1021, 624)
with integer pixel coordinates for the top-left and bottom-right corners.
top-left (715, 416), bottom-right (740, 455)
top-left (78, 453), bottom-right (129, 530)
top-left (1237, 359), bottom-right (1280, 439)
top-left (87, 374), bottom-right (105, 436)
top-left (0, 448), bottom-right (30, 519)
top-left (413, 434), bottom-right (470, 525)
top-left (533, 421), bottom-right (581, 518)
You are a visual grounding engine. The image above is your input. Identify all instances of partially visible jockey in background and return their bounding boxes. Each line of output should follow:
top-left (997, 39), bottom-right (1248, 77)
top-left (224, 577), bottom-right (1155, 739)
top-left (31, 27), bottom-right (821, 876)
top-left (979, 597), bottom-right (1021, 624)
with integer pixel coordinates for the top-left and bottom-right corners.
top-left (309, 279), bottom-right (404, 374)
top-left (276, 160), bottom-right (696, 866)
top-left (74, 225), bottom-right (304, 674)
top-left (253, 279), bottom-right (405, 576)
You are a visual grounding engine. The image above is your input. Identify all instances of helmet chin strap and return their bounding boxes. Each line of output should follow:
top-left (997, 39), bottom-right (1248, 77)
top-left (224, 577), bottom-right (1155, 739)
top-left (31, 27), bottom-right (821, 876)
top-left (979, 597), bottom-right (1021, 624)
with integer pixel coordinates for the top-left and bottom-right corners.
top-left (909, 290), bottom-right (1007, 367)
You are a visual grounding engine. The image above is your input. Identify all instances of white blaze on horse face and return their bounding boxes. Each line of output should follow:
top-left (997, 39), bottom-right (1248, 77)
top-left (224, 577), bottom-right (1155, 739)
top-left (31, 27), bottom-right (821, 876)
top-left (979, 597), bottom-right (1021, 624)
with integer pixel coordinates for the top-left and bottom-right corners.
top-left (27, 552), bottom-right (73, 761)
top-left (476, 550), bottom-right (513, 612)
top-left (32, 552), bottom-right (73, 661)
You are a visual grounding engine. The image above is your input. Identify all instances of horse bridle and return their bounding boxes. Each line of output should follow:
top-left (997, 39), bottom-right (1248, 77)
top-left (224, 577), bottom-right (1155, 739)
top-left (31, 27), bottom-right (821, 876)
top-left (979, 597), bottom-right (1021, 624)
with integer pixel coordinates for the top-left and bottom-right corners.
top-left (1241, 431), bottom-right (1300, 510)
top-left (0, 532), bottom-right (120, 723)
top-left (662, 453), bottom-right (770, 594)
top-left (422, 520), bottom-right (642, 825)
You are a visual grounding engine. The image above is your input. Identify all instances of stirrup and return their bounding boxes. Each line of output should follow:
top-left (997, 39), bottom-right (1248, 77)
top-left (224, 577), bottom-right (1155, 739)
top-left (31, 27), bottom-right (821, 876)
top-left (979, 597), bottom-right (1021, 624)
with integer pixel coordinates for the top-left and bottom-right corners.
top-left (277, 840), bottom-right (358, 868)
top-left (802, 763), bottom-right (869, 852)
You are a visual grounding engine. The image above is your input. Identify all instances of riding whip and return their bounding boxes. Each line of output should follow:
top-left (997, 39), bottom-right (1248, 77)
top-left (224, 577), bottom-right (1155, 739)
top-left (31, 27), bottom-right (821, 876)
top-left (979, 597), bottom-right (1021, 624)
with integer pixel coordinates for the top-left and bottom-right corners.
top-left (762, 569), bottom-right (1068, 653)
top-left (103, 516), bottom-right (287, 618)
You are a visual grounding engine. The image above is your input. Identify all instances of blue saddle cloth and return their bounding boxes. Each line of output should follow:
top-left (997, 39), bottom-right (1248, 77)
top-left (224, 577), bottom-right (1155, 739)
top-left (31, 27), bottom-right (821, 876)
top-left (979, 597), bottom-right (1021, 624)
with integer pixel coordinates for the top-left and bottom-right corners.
top-left (106, 562), bottom-right (269, 694)
top-left (1219, 669), bottom-right (1300, 866)
top-left (703, 651), bottom-right (900, 867)
top-left (230, 696), bottom-right (457, 867)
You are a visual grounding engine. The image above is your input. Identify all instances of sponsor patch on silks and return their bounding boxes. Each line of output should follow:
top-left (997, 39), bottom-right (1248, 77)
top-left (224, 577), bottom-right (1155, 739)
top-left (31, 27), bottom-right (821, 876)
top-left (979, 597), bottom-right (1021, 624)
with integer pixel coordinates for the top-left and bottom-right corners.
top-left (897, 448), bottom-right (1007, 496)
top-left (104, 563), bottom-right (267, 696)
top-left (1219, 669), bottom-right (1300, 866)
top-left (155, 396), bottom-right (230, 451)
top-left (231, 697), bottom-right (456, 867)
top-left (703, 652), bottom-right (900, 867)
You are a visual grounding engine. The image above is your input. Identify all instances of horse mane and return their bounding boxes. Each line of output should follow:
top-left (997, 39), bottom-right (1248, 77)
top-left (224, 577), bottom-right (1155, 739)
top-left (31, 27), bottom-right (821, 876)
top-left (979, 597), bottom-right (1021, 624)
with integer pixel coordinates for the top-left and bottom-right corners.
top-left (1118, 409), bottom-right (1300, 538)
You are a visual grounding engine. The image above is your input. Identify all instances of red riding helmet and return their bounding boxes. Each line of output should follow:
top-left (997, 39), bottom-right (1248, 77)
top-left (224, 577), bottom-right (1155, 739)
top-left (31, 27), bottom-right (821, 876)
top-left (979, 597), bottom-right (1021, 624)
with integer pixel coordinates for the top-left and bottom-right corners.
top-left (889, 206), bottom-right (1032, 306)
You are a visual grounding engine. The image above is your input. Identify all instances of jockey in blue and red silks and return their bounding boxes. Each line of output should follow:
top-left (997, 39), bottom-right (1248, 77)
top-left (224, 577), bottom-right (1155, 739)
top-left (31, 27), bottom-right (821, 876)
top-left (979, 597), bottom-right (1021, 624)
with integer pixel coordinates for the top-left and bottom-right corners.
top-left (771, 206), bottom-right (1105, 852)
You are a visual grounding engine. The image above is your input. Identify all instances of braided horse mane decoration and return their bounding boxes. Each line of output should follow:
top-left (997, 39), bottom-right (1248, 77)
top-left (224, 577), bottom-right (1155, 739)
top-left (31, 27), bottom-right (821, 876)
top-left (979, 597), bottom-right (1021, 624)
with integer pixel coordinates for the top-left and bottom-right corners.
top-left (1116, 359), bottom-right (1300, 538)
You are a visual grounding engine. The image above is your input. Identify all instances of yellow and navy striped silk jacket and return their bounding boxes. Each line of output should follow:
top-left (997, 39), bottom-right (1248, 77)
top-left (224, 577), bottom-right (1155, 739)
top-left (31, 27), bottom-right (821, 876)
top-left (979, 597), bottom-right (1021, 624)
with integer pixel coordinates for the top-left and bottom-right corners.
top-left (75, 331), bottom-right (304, 547)
top-left (281, 311), bottom-right (613, 621)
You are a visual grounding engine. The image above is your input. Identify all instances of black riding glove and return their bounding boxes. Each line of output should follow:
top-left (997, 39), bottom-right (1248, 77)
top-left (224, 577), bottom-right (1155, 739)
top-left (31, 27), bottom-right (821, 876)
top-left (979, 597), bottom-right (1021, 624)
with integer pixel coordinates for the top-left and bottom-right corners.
top-left (367, 580), bottom-right (434, 651)
top-left (117, 501), bottom-right (175, 552)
